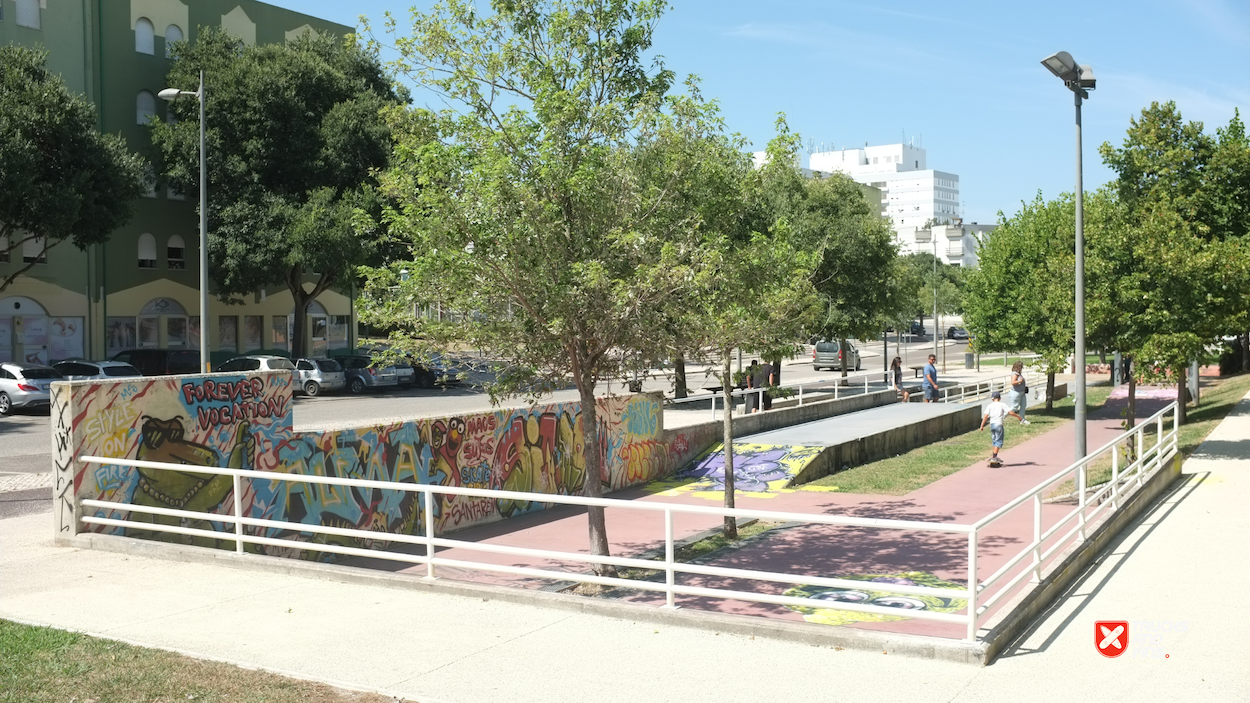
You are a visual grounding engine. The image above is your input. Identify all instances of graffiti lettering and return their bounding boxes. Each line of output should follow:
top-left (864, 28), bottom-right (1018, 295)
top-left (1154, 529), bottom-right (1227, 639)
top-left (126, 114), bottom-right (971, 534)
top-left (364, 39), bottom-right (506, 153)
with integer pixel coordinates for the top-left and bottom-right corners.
top-left (182, 378), bottom-right (266, 405)
top-left (84, 405), bottom-right (137, 441)
top-left (465, 415), bottom-right (497, 435)
top-left (195, 396), bottom-right (288, 429)
top-left (624, 399), bottom-right (659, 436)
top-left (458, 464), bottom-right (492, 489)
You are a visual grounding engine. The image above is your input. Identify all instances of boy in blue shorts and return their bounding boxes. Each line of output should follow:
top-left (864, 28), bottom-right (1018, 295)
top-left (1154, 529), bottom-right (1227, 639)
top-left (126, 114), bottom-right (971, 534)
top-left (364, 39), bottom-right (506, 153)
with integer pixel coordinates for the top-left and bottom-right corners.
top-left (980, 390), bottom-right (1022, 466)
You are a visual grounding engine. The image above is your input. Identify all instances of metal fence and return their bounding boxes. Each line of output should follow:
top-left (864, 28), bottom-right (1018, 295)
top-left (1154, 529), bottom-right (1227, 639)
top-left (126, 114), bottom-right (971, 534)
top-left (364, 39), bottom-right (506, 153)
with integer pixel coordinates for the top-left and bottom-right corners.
top-left (75, 401), bottom-right (1177, 644)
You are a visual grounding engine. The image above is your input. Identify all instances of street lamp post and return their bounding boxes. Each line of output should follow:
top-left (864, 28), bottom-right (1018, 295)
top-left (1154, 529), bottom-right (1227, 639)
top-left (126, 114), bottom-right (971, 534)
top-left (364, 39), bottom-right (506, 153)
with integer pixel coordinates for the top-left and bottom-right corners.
top-left (159, 71), bottom-right (209, 373)
top-left (1041, 51), bottom-right (1096, 460)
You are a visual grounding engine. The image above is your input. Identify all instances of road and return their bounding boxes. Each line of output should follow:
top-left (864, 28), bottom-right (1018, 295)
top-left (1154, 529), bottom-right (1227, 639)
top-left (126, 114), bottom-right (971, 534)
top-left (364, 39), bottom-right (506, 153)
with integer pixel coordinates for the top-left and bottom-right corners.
top-left (0, 337), bottom-right (974, 507)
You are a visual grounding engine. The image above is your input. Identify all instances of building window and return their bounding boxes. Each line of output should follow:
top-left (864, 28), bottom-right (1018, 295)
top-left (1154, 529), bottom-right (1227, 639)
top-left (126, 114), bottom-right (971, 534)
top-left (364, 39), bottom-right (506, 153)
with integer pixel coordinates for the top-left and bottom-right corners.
top-left (272, 316), bottom-right (288, 350)
top-left (22, 236), bottom-right (47, 264)
top-left (138, 233), bottom-right (157, 268)
top-left (166, 235), bottom-right (185, 269)
top-left (0, 236), bottom-right (8, 263)
top-left (16, 0), bottom-right (39, 29)
top-left (164, 24), bottom-right (183, 57)
top-left (141, 165), bottom-right (157, 198)
top-left (136, 90), bottom-right (156, 125)
top-left (219, 316), bottom-right (238, 352)
top-left (135, 17), bottom-right (155, 54)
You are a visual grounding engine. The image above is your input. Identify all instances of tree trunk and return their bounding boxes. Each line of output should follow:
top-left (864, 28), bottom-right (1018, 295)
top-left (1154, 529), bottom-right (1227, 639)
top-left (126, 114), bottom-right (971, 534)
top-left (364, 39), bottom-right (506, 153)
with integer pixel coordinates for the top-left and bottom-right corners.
top-left (673, 354), bottom-right (687, 399)
top-left (771, 357), bottom-right (781, 387)
top-left (720, 351), bottom-right (738, 540)
top-left (1126, 357), bottom-right (1136, 429)
top-left (1176, 365), bottom-right (1187, 426)
top-left (575, 375), bottom-right (616, 577)
top-left (1098, 350), bottom-right (1107, 364)
top-left (839, 336), bottom-right (849, 378)
top-left (883, 329), bottom-right (889, 373)
top-left (1243, 331), bottom-right (1249, 373)
top-left (1045, 371), bottom-right (1055, 411)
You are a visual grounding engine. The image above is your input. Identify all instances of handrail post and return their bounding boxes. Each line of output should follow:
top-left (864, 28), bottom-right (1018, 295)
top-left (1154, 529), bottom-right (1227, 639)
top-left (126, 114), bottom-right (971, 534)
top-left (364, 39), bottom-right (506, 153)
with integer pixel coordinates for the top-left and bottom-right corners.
top-left (864, 375), bottom-right (869, 394)
top-left (664, 509), bottom-right (676, 609)
top-left (232, 474), bottom-right (244, 554)
top-left (1136, 426), bottom-right (1144, 484)
top-left (798, 384), bottom-right (804, 406)
top-left (1031, 494), bottom-right (1042, 582)
top-left (424, 488), bottom-right (436, 579)
top-left (835, 383), bottom-right (839, 400)
top-left (1077, 463), bottom-right (1087, 541)
top-left (1111, 441), bottom-right (1120, 510)
top-left (966, 529), bottom-right (979, 642)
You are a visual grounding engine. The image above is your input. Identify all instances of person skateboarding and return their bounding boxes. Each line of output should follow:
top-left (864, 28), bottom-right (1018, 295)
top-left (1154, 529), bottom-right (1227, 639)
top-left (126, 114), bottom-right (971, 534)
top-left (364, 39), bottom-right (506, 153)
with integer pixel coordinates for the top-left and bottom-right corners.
top-left (980, 390), bottom-right (1022, 467)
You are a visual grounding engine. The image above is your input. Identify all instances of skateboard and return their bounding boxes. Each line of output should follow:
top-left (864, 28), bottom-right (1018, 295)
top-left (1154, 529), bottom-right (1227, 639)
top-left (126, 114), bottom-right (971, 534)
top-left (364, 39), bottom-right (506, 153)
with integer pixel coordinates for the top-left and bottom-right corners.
top-left (988, 457), bottom-right (1003, 468)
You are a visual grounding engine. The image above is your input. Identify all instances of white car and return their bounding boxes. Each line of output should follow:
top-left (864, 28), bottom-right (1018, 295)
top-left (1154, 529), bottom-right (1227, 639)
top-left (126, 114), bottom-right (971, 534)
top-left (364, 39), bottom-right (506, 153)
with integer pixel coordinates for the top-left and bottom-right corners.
top-left (0, 362), bottom-right (64, 415)
top-left (53, 360), bottom-right (143, 381)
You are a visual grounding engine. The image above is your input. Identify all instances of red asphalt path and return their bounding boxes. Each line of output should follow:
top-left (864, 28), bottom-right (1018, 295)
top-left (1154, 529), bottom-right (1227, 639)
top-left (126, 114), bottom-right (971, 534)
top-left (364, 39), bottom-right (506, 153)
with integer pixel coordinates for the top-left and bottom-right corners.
top-left (344, 395), bottom-right (1174, 640)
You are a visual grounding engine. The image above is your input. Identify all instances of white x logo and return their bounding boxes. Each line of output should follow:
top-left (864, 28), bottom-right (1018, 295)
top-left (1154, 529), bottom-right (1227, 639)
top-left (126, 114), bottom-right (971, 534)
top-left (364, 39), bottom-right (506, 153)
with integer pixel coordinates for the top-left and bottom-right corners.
top-left (1100, 625), bottom-right (1125, 650)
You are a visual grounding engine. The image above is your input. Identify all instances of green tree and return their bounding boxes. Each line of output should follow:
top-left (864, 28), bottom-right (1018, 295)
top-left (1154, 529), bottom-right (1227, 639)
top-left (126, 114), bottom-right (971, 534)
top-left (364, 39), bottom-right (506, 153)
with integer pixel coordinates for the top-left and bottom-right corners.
top-left (0, 46), bottom-right (146, 291)
top-left (806, 174), bottom-right (902, 376)
top-left (150, 29), bottom-right (403, 356)
top-left (360, 0), bottom-right (721, 574)
top-left (1099, 102), bottom-right (1249, 424)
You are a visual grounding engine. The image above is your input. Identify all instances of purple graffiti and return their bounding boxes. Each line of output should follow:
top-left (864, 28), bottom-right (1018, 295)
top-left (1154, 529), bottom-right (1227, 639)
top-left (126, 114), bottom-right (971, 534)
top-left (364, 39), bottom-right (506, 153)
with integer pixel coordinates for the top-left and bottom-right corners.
top-left (676, 446), bottom-right (794, 492)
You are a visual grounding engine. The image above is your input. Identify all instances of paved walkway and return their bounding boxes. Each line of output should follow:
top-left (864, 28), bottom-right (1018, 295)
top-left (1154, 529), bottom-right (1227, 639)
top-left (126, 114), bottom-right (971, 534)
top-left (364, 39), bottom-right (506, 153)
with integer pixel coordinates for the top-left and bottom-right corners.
top-left (3, 391), bottom-right (1245, 701)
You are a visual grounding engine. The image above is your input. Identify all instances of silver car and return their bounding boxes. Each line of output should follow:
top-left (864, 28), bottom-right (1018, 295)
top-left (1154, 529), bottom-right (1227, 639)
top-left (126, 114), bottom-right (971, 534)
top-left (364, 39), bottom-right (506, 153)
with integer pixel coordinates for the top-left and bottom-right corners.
top-left (0, 362), bottom-right (64, 415)
top-left (812, 339), bottom-right (862, 371)
top-left (53, 360), bottom-right (143, 380)
top-left (295, 357), bottom-right (347, 396)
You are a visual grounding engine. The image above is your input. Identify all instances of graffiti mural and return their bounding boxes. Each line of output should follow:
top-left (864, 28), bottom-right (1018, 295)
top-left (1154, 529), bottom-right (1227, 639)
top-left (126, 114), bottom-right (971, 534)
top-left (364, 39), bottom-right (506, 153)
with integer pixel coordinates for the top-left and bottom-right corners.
top-left (651, 443), bottom-right (825, 496)
top-left (64, 377), bottom-right (675, 559)
top-left (783, 571), bottom-right (968, 626)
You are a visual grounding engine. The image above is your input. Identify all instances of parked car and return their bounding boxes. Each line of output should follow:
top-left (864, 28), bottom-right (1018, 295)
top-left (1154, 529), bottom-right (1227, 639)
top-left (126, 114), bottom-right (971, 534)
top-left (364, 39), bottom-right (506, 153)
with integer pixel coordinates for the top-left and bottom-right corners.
top-left (294, 357), bottom-right (347, 397)
top-left (338, 355), bottom-right (399, 394)
top-left (393, 358), bottom-right (417, 387)
top-left (909, 321), bottom-right (926, 337)
top-left (812, 340), bottom-right (861, 371)
top-left (946, 327), bottom-right (970, 341)
top-left (215, 354), bottom-right (297, 374)
top-left (53, 360), bottom-right (143, 380)
top-left (110, 349), bottom-right (200, 376)
top-left (0, 362), bottom-right (64, 415)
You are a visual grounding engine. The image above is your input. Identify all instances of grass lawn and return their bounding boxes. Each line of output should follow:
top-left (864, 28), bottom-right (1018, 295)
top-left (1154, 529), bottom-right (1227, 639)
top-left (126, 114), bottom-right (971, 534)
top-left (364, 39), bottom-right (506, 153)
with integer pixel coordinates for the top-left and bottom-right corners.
top-left (0, 620), bottom-right (403, 703)
top-left (803, 385), bottom-right (1116, 495)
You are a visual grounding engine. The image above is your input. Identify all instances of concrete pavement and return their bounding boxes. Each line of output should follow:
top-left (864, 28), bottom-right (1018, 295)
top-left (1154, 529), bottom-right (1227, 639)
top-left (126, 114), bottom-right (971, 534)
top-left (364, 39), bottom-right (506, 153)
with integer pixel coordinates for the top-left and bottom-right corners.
top-left (3, 390), bottom-right (1246, 701)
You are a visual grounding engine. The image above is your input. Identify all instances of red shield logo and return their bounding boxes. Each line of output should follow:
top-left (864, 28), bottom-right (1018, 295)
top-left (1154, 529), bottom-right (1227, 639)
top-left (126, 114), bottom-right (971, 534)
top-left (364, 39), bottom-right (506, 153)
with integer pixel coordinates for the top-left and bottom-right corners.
top-left (1096, 621), bottom-right (1129, 658)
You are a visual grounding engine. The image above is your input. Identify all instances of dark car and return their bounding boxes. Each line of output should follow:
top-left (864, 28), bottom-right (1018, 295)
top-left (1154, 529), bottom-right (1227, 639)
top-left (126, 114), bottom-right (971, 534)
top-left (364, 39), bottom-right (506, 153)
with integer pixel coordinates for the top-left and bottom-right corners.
top-left (53, 360), bottom-right (143, 380)
top-left (909, 321), bottom-right (926, 337)
top-left (338, 355), bottom-right (399, 394)
top-left (110, 349), bottom-right (200, 376)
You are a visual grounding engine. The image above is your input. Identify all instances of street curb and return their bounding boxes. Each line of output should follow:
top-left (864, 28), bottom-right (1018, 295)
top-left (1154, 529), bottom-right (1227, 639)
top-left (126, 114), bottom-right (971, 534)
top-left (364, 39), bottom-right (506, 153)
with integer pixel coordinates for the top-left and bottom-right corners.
top-left (60, 530), bottom-right (990, 666)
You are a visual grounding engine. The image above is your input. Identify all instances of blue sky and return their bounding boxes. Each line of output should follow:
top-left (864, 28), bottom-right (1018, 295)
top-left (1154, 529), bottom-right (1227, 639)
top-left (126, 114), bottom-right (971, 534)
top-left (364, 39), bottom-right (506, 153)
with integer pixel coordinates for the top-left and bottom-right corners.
top-left (270, 1), bottom-right (1248, 225)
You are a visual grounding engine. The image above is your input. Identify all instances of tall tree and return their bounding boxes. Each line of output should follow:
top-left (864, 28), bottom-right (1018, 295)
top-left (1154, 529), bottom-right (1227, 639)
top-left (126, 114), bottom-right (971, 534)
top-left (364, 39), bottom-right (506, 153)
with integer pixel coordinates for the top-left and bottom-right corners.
top-left (361, 0), bottom-right (727, 575)
top-left (0, 46), bottom-right (146, 291)
top-left (1099, 102), bottom-right (1248, 424)
top-left (150, 29), bottom-right (403, 356)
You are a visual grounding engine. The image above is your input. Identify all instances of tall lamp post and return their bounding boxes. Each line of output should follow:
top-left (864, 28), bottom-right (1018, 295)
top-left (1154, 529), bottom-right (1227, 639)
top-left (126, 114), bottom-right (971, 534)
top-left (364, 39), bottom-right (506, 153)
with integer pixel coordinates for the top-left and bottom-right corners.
top-left (159, 71), bottom-right (209, 373)
top-left (1040, 51), bottom-right (1096, 459)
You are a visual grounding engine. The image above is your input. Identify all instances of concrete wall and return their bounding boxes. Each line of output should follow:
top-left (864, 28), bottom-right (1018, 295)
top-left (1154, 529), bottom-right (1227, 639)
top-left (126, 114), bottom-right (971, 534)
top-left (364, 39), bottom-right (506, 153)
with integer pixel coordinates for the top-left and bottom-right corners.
top-left (54, 375), bottom-right (672, 557)
top-left (790, 404), bottom-right (984, 485)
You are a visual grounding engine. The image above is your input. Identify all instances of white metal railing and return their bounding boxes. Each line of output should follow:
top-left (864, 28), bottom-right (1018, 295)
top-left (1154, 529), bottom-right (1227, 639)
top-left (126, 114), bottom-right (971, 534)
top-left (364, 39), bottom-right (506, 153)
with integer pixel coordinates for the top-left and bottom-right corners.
top-left (75, 400), bottom-right (1178, 643)
top-left (968, 401), bottom-right (1178, 636)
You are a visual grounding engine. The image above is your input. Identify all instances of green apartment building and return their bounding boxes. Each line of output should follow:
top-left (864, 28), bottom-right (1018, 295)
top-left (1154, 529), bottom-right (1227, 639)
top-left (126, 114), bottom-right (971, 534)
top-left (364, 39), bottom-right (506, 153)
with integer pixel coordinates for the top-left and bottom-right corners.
top-left (0, 0), bottom-right (357, 365)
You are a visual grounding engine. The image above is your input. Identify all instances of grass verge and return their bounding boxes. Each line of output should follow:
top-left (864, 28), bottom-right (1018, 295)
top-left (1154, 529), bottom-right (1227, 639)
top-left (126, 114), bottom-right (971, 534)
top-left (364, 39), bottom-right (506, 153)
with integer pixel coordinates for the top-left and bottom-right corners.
top-left (1048, 373), bottom-right (1250, 498)
top-left (803, 385), bottom-right (1115, 495)
top-left (0, 620), bottom-right (403, 703)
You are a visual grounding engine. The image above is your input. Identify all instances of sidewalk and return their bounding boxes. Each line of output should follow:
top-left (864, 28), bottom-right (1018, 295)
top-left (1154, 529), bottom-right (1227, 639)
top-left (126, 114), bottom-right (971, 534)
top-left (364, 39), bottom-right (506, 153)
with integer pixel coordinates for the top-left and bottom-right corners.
top-left (3, 392), bottom-right (1246, 702)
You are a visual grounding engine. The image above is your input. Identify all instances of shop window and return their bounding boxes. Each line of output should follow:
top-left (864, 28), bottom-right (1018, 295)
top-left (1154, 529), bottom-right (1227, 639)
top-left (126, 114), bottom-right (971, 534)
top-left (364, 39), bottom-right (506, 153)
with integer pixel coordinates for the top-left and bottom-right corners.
top-left (272, 315), bottom-right (288, 350)
top-left (135, 17), bottom-right (154, 54)
top-left (16, 0), bottom-right (39, 29)
top-left (137, 233), bottom-right (157, 268)
top-left (22, 236), bottom-right (47, 264)
top-left (243, 316), bottom-right (263, 351)
top-left (136, 90), bottom-right (156, 125)
top-left (164, 24), bottom-right (183, 58)
top-left (219, 316), bottom-right (238, 352)
top-left (167, 235), bottom-right (185, 269)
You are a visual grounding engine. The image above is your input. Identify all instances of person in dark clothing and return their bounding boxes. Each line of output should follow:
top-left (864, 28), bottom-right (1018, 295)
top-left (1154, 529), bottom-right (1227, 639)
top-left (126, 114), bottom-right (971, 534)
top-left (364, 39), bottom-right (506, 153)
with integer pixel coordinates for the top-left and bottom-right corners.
top-left (891, 356), bottom-right (910, 402)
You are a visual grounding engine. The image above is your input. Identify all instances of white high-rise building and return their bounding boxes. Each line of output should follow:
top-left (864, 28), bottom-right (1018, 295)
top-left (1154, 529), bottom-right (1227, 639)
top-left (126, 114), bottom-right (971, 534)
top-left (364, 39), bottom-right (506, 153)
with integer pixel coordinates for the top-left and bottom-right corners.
top-left (808, 143), bottom-right (987, 266)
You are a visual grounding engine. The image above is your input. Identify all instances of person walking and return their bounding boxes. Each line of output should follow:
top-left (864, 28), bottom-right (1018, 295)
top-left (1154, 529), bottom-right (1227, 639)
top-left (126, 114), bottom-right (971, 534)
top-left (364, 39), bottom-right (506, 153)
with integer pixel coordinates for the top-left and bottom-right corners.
top-left (922, 354), bottom-right (939, 403)
top-left (760, 360), bottom-right (775, 411)
top-left (891, 357), bottom-right (910, 402)
top-left (980, 390), bottom-right (1023, 466)
top-left (1009, 360), bottom-right (1031, 425)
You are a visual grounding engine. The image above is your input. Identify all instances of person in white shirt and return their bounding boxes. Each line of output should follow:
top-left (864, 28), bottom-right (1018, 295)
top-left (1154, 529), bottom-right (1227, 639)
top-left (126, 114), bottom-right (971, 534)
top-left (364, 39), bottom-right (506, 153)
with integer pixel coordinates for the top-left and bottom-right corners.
top-left (980, 390), bottom-right (1022, 465)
